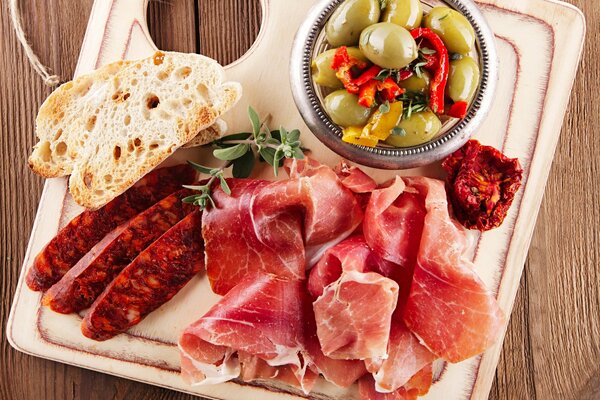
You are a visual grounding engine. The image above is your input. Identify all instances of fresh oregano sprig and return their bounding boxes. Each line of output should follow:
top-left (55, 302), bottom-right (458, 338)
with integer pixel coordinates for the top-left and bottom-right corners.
top-left (182, 106), bottom-right (304, 210)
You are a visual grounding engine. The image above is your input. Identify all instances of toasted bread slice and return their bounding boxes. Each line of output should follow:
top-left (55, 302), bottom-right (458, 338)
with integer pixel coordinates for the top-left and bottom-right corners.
top-left (29, 52), bottom-right (241, 209)
top-left (182, 118), bottom-right (227, 148)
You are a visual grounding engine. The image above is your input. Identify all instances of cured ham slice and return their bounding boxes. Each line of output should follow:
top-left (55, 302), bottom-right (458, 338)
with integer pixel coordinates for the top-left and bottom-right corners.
top-left (365, 318), bottom-right (435, 393)
top-left (303, 326), bottom-right (367, 387)
top-left (308, 235), bottom-right (393, 298)
top-left (335, 162), bottom-right (378, 194)
top-left (314, 271), bottom-right (398, 360)
top-left (359, 364), bottom-right (433, 400)
top-left (238, 352), bottom-right (319, 394)
top-left (308, 236), bottom-right (399, 360)
top-left (364, 177), bottom-right (426, 268)
top-left (203, 159), bottom-right (363, 295)
top-left (402, 177), bottom-right (506, 363)
top-left (202, 179), bottom-right (305, 295)
top-left (256, 159), bottom-right (363, 265)
top-left (179, 274), bottom-right (308, 386)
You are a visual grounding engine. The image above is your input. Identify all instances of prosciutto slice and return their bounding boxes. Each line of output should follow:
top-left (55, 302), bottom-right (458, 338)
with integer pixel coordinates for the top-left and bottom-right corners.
top-left (179, 274), bottom-right (307, 386)
top-left (203, 159), bottom-right (363, 295)
top-left (308, 236), bottom-right (399, 360)
top-left (402, 177), bottom-right (506, 363)
top-left (364, 177), bottom-right (426, 268)
top-left (203, 179), bottom-right (305, 295)
top-left (358, 364), bottom-right (433, 400)
top-left (314, 270), bottom-right (398, 360)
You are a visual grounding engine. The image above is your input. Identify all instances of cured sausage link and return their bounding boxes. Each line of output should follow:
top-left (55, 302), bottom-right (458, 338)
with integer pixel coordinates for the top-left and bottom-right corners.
top-left (82, 211), bottom-right (204, 341)
top-left (26, 164), bottom-right (196, 292)
top-left (42, 189), bottom-right (197, 314)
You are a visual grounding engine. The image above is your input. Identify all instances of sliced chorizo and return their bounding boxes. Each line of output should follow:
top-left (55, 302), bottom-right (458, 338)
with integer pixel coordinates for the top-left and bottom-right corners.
top-left (42, 189), bottom-right (196, 313)
top-left (81, 210), bottom-right (203, 341)
top-left (26, 164), bottom-right (196, 291)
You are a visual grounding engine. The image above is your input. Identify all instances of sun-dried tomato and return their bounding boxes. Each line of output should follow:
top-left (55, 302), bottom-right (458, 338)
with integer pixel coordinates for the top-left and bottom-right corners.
top-left (442, 140), bottom-right (523, 231)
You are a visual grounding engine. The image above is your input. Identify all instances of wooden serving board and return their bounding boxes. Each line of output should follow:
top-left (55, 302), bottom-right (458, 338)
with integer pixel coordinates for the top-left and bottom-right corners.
top-left (7, 0), bottom-right (585, 399)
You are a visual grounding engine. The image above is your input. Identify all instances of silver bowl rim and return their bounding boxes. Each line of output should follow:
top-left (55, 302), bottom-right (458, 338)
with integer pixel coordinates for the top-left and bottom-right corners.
top-left (290, 0), bottom-right (498, 170)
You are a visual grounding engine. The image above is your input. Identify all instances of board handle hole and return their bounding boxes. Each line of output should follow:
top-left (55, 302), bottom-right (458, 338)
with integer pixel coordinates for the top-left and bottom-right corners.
top-left (147, 0), bottom-right (263, 67)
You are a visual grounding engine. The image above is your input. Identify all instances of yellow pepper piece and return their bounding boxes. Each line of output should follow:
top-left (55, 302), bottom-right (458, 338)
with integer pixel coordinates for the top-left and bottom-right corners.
top-left (363, 101), bottom-right (404, 141)
top-left (342, 126), bottom-right (379, 148)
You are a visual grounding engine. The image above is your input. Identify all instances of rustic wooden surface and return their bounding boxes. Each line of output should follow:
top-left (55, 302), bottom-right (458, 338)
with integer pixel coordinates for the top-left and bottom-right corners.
top-left (0, 0), bottom-right (597, 399)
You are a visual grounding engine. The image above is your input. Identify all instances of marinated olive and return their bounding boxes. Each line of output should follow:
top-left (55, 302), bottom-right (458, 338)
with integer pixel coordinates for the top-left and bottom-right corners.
top-left (326, 0), bottom-right (381, 47)
top-left (423, 7), bottom-right (475, 54)
top-left (312, 48), bottom-right (367, 88)
top-left (399, 71), bottom-right (431, 94)
top-left (384, 111), bottom-right (442, 147)
top-left (382, 0), bottom-right (423, 30)
top-left (324, 90), bottom-right (372, 127)
top-left (359, 23), bottom-right (418, 69)
top-left (447, 56), bottom-right (480, 102)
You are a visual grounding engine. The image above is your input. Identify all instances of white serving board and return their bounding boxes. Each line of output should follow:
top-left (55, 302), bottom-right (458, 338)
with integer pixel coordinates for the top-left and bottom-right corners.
top-left (7, 0), bottom-right (585, 399)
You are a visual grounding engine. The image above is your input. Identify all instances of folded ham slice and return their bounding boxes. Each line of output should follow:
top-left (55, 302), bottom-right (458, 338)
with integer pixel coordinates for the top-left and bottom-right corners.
top-left (358, 364), bottom-right (433, 400)
top-left (314, 270), bottom-right (398, 360)
top-left (202, 179), bottom-right (305, 295)
top-left (203, 159), bottom-right (363, 295)
top-left (402, 177), bottom-right (506, 363)
top-left (364, 177), bottom-right (426, 268)
top-left (179, 274), bottom-right (307, 386)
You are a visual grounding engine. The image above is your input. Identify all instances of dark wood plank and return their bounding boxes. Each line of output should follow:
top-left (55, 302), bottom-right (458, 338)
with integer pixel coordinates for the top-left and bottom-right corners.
top-left (196, 0), bottom-right (262, 65)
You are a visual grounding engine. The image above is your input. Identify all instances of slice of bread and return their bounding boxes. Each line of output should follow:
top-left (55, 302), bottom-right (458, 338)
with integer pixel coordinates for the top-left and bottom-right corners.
top-left (183, 118), bottom-right (227, 148)
top-left (29, 51), bottom-right (242, 209)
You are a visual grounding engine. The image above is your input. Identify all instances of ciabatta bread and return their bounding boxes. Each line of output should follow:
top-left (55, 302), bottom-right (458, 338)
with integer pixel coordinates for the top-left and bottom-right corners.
top-left (29, 52), bottom-right (241, 209)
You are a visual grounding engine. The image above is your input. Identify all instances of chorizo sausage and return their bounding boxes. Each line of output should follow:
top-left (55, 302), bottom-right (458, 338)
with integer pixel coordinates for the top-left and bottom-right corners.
top-left (26, 164), bottom-right (196, 291)
top-left (42, 189), bottom-right (196, 313)
top-left (82, 210), bottom-right (203, 341)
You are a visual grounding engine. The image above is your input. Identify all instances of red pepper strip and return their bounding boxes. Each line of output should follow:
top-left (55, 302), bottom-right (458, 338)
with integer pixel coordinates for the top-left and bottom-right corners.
top-left (398, 70), bottom-right (414, 80)
top-left (331, 46), bottom-right (368, 95)
top-left (358, 80), bottom-right (378, 108)
top-left (352, 65), bottom-right (382, 87)
top-left (447, 101), bottom-right (469, 119)
top-left (410, 28), bottom-right (449, 114)
top-left (377, 77), bottom-right (405, 102)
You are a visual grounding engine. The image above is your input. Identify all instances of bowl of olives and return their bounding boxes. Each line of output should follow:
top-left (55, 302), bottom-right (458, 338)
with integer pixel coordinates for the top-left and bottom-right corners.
top-left (290, 0), bottom-right (498, 169)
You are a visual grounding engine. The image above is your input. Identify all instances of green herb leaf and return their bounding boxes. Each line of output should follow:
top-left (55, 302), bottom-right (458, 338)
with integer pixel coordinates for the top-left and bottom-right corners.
top-left (450, 53), bottom-right (464, 61)
top-left (378, 100), bottom-right (391, 114)
top-left (287, 129), bottom-right (301, 144)
top-left (187, 161), bottom-right (213, 175)
top-left (294, 147), bottom-right (305, 159)
top-left (379, 0), bottom-right (387, 10)
top-left (213, 144), bottom-right (250, 161)
top-left (248, 106), bottom-right (261, 138)
top-left (374, 69), bottom-right (391, 81)
top-left (420, 47), bottom-right (437, 55)
top-left (391, 127), bottom-right (407, 136)
top-left (232, 150), bottom-right (256, 178)
top-left (216, 132), bottom-right (252, 144)
top-left (219, 176), bottom-right (231, 195)
top-left (260, 148), bottom-right (276, 166)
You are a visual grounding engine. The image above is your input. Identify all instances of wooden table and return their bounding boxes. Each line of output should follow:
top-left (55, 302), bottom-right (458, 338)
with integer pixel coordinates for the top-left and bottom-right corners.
top-left (0, 1), bottom-right (597, 399)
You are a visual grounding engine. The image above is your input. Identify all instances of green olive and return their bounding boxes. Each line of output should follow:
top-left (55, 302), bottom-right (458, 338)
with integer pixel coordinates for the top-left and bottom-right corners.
top-left (324, 90), bottom-right (372, 127)
top-left (381, 0), bottom-right (423, 30)
top-left (312, 48), bottom-right (367, 89)
top-left (399, 71), bottom-right (431, 93)
top-left (326, 0), bottom-right (381, 47)
top-left (359, 23), bottom-right (418, 69)
top-left (385, 111), bottom-right (442, 147)
top-left (423, 7), bottom-right (475, 54)
top-left (447, 56), bottom-right (480, 103)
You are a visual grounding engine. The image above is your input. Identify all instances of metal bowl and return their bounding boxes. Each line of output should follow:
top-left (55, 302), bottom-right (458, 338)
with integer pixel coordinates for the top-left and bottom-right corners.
top-left (290, 0), bottom-right (498, 170)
